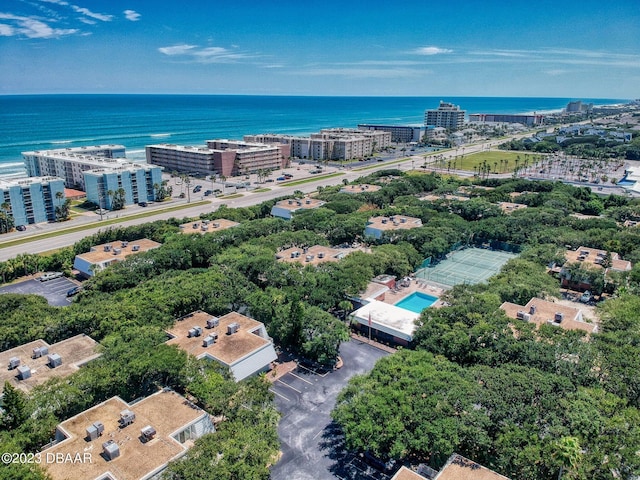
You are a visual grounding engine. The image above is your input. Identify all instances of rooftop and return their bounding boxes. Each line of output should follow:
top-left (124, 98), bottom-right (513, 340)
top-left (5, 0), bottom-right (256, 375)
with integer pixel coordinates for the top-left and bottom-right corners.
top-left (500, 297), bottom-right (597, 334)
top-left (43, 389), bottom-right (209, 480)
top-left (366, 215), bottom-right (423, 232)
top-left (436, 454), bottom-right (510, 480)
top-left (0, 176), bottom-right (64, 189)
top-left (179, 218), bottom-right (240, 235)
top-left (351, 300), bottom-right (420, 342)
top-left (276, 245), bottom-right (346, 266)
top-left (497, 202), bottom-right (527, 213)
top-left (340, 184), bottom-right (382, 194)
top-left (0, 335), bottom-right (100, 395)
top-left (166, 311), bottom-right (272, 366)
top-left (76, 238), bottom-right (161, 265)
top-left (391, 466), bottom-right (428, 480)
top-left (273, 197), bottom-right (326, 212)
top-left (564, 245), bottom-right (632, 272)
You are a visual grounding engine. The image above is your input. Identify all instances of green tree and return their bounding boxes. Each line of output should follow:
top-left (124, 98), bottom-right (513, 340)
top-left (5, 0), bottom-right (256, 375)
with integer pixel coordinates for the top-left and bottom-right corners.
top-left (1, 382), bottom-right (30, 430)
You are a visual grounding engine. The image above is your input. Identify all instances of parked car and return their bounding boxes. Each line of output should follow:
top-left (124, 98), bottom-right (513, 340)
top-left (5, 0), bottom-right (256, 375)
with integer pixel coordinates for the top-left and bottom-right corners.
top-left (204, 190), bottom-right (213, 196)
top-left (138, 201), bottom-right (148, 207)
top-left (265, 179), bottom-right (274, 183)
top-left (40, 272), bottom-right (63, 282)
top-left (277, 176), bottom-right (286, 181)
top-left (15, 225), bottom-right (26, 231)
top-left (66, 286), bottom-right (82, 297)
top-left (178, 192), bottom-right (185, 198)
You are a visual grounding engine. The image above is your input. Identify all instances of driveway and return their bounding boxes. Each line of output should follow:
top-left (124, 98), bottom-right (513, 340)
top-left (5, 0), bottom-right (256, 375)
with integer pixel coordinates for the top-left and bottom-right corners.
top-left (270, 339), bottom-right (391, 480)
top-left (0, 276), bottom-right (79, 306)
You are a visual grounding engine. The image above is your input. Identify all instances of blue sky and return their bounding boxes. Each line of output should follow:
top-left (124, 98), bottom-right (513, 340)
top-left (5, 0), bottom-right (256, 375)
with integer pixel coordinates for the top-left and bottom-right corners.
top-left (1, 0), bottom-right (639, 97)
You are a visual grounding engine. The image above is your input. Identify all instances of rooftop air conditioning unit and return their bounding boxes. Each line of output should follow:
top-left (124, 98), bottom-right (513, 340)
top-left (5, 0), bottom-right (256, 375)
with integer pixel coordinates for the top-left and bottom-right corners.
top-left (206, 317), bottom-right (219, 329)
top-left (104, 244), bottom-right (112, 252)
top-left (121, 241), bottom-right (128, 248)
top-left (305, 199), bottom-right (311, 204)
top-left (516, 311), bottom-right (526, 320)
top-left (381, 218), bottom-right (388, 224)
top-left (400, 218), bottom-right (407, 223)
top-left (318, 252), bottom-right (325, 259)
top-left (119, 409), bottom-right (135, 427)
top-left (48, 353), bottom-right (62, 368)
top-left (213, 222), bottom-right (220, 228)
top-left (290, 252), bottom-right (297, 258)
top-left (102, 440), bottom-right (120, 460)
top-left (202, 335), bottom-right (216, 347)
top-left (17, 365), bottom-right (31, 380)
top-left (86, 421), bottom-right (104, 441)
top-left (112, 248), bottom-right (121, 255)
top-left (132, 245), bottom-right (140, 252)
top-left (140, 425), bottom-right (156, 442)
top-left (227, 322), bottom-right (240, 335)
top-left (194, 326), bottom-right (203, 337)
top-left (288, 200), bottom-right (294, 205)
top-left (522, 313), bottom-right (532, 321)
top-left (305, 255), bottom-right (313, 262)
top-left (554, 312), bottom-right (564, 323)
top-left (8, 357), bottom-right (20, 370)
top-left (529, 305), bottom-right (537, 315)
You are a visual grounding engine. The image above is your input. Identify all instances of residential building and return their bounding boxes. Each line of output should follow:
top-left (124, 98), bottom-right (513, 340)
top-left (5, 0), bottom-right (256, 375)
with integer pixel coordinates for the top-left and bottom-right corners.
top-left (276, 245), bottom-right (347, 266)
top-left (468, 113), bottom-right (544, 126)
top-left (391, 466), bottom-right (430, 480)
top-left (179, 218), bottom-right (240, 234)
top-left (73, 238), bottom-right (162, 278)
top-left (424, 101), bottom-right (466, 130)
top-left (500, 297), bottom-right (597, 334)
top-left (205, 139), bottom-right (290, 175)
top-left (1, 334), bottom-right (100, 395)
top-left (497, 201), bottom-right (527, 214)
top-left (435, 453), bottom-right (511, 480)
top-left (560, 246), bottom-right (632, 291)
top-left (340, 183), bottom-right (381, 194)
top-left (22, 145), bottom-right (128, 191)
top-left (166, 310), bottom-right (277, 381)
top-left (84, 163), bottom-right (163, 210)
top-left (358, 124), bottom-right (424, 143)
top-left (270, 197), bottom-right (326, 220)
top-left (565, 100), bottom-right (593, 113)
top-left (364, 215), bottom-right (423, 240)
top-left (42, 388), bottom-right (214, 480)
top-left (146, 140), bottom-right (289, 177)
top-left (244, 128), bottom-right (390, 162)
top-left (0, 176), bottom-right (65, 225)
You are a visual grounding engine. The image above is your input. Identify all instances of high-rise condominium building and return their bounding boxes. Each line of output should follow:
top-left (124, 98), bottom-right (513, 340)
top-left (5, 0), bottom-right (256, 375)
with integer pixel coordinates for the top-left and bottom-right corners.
top-left (424, 101), bottom-right (466, 130)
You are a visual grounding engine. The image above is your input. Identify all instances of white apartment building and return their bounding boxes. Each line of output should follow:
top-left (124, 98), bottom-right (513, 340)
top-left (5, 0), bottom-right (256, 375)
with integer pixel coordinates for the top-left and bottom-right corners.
top-left (425, 101), bottom-right (466, 130)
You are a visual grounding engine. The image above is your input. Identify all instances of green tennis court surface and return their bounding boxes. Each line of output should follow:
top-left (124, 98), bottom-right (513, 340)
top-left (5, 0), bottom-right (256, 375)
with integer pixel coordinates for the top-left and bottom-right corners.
top-left (416, 247), bottom-right (517, 287)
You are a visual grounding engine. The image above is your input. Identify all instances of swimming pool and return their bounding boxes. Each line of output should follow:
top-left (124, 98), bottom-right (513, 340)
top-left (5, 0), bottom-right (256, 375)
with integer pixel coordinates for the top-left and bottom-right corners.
top-left (394, 292), bottom-right (438, 313)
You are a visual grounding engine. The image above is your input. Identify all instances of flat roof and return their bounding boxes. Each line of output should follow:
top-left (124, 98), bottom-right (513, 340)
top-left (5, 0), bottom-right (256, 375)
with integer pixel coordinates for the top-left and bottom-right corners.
top-left (273, 197), bottom-right (326, 211)
top-left (500, 297), bottom-right (597, 334)
top-left (179, 218), bottom-right (240, 234)
top-left (391, 466), bottom-right (428, 480)
top-left (276, 245), bottom-right (345, 266)
top-left (0, 176), bottom-right (63, 188)
top-left (43, 389), bottom-right (208, 480)
top-left (351, 300), bottom-right (420, 342)
top-left (564, 245), bottom-right (631, 272)
top-left (420, 194), bottom-right (469, 202)
top-left (436, 454), bottom-right (510, 480)
top-left (497, 202), bottom-right (527, 213)
top-left (0, 335), bottom-right (100, 395)
top-left (340, 184), bottom-right (382, 194)
top-left (166, 311), bottom-right (271, 366)
top-left (76, 238), bottom-right (161, 265)
top-left (366, 215), bottom-right (423, 232)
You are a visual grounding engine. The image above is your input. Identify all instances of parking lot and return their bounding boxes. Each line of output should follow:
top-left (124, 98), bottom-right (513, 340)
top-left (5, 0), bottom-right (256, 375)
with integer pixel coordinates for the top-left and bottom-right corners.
top-left (270, 339), bottom-right (391, 480)
top-left (0, 276), bottom-right (80, 306)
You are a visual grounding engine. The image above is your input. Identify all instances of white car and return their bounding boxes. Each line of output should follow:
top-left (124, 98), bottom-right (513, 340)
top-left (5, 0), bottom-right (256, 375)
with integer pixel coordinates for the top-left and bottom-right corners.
top-left (40, 272), bottom-right (63, 282)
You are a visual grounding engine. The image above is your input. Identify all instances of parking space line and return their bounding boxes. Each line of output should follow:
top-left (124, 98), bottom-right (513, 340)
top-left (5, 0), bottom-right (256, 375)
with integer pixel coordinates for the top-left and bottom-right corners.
top-left (270, 388), bottom-right (290, 402)
top-left (277, 379), bottom-right (301, 393)
top-left (298, 364), bottom-right (330, 377)
top-left (289, 372), bottom-right (313, 385)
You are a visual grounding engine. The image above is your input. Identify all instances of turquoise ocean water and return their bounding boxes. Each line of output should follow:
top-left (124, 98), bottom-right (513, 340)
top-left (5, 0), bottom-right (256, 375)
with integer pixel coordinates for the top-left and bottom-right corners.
top-left (0, 95), bottom-right (627, 176)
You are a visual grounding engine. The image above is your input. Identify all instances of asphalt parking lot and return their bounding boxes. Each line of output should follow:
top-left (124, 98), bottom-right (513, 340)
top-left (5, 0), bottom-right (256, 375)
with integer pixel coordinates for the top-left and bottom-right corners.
top-left (0, 276), bottom-right (80, 306)
top-left (270, 339), bottom-right (391, 480)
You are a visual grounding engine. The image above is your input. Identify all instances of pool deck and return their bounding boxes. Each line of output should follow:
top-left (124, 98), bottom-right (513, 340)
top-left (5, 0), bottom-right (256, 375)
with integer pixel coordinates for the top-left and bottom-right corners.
top-left (381, 278), bottom-right (447, 309)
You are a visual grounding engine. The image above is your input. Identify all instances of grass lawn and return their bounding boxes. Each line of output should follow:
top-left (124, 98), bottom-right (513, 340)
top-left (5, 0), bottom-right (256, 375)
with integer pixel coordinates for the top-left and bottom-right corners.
top-left (281, 172), bottom-right (344, 186)
top-left (440, 151), bottom-right (533, 174)
top-left (251, 188), bottom-right (271, 193)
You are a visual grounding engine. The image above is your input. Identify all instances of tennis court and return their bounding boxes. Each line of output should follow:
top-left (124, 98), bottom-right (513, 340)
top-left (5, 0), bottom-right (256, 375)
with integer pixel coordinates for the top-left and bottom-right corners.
top-left (415, 247), bottom-right (517, 287)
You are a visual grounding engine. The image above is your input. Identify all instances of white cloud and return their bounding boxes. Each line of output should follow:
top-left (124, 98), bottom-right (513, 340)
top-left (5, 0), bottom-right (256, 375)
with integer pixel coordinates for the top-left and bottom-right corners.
top-left (0, 12), bottom-right (77, 38)
top-left (0, 23), bottom-right (15, 36)
top-left (71, 5), bottom-right (113, 22)
top-left (158, 43), bottom-right (255, 63)
top-left (123, 10), bottom-right (140, 21)
top-left (412, 46), bottom-right (453, 55)
top-left (298, 66), bottom-right (425, 79)
top-left (39, 0), bottom-right (70, 5)
top-left (158, 44), bottom-right (198, 56)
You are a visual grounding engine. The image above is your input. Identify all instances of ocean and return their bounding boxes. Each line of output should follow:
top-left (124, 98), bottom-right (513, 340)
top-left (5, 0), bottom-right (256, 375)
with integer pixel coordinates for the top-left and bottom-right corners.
top-left (0, 94), bottom-right (628, 176)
